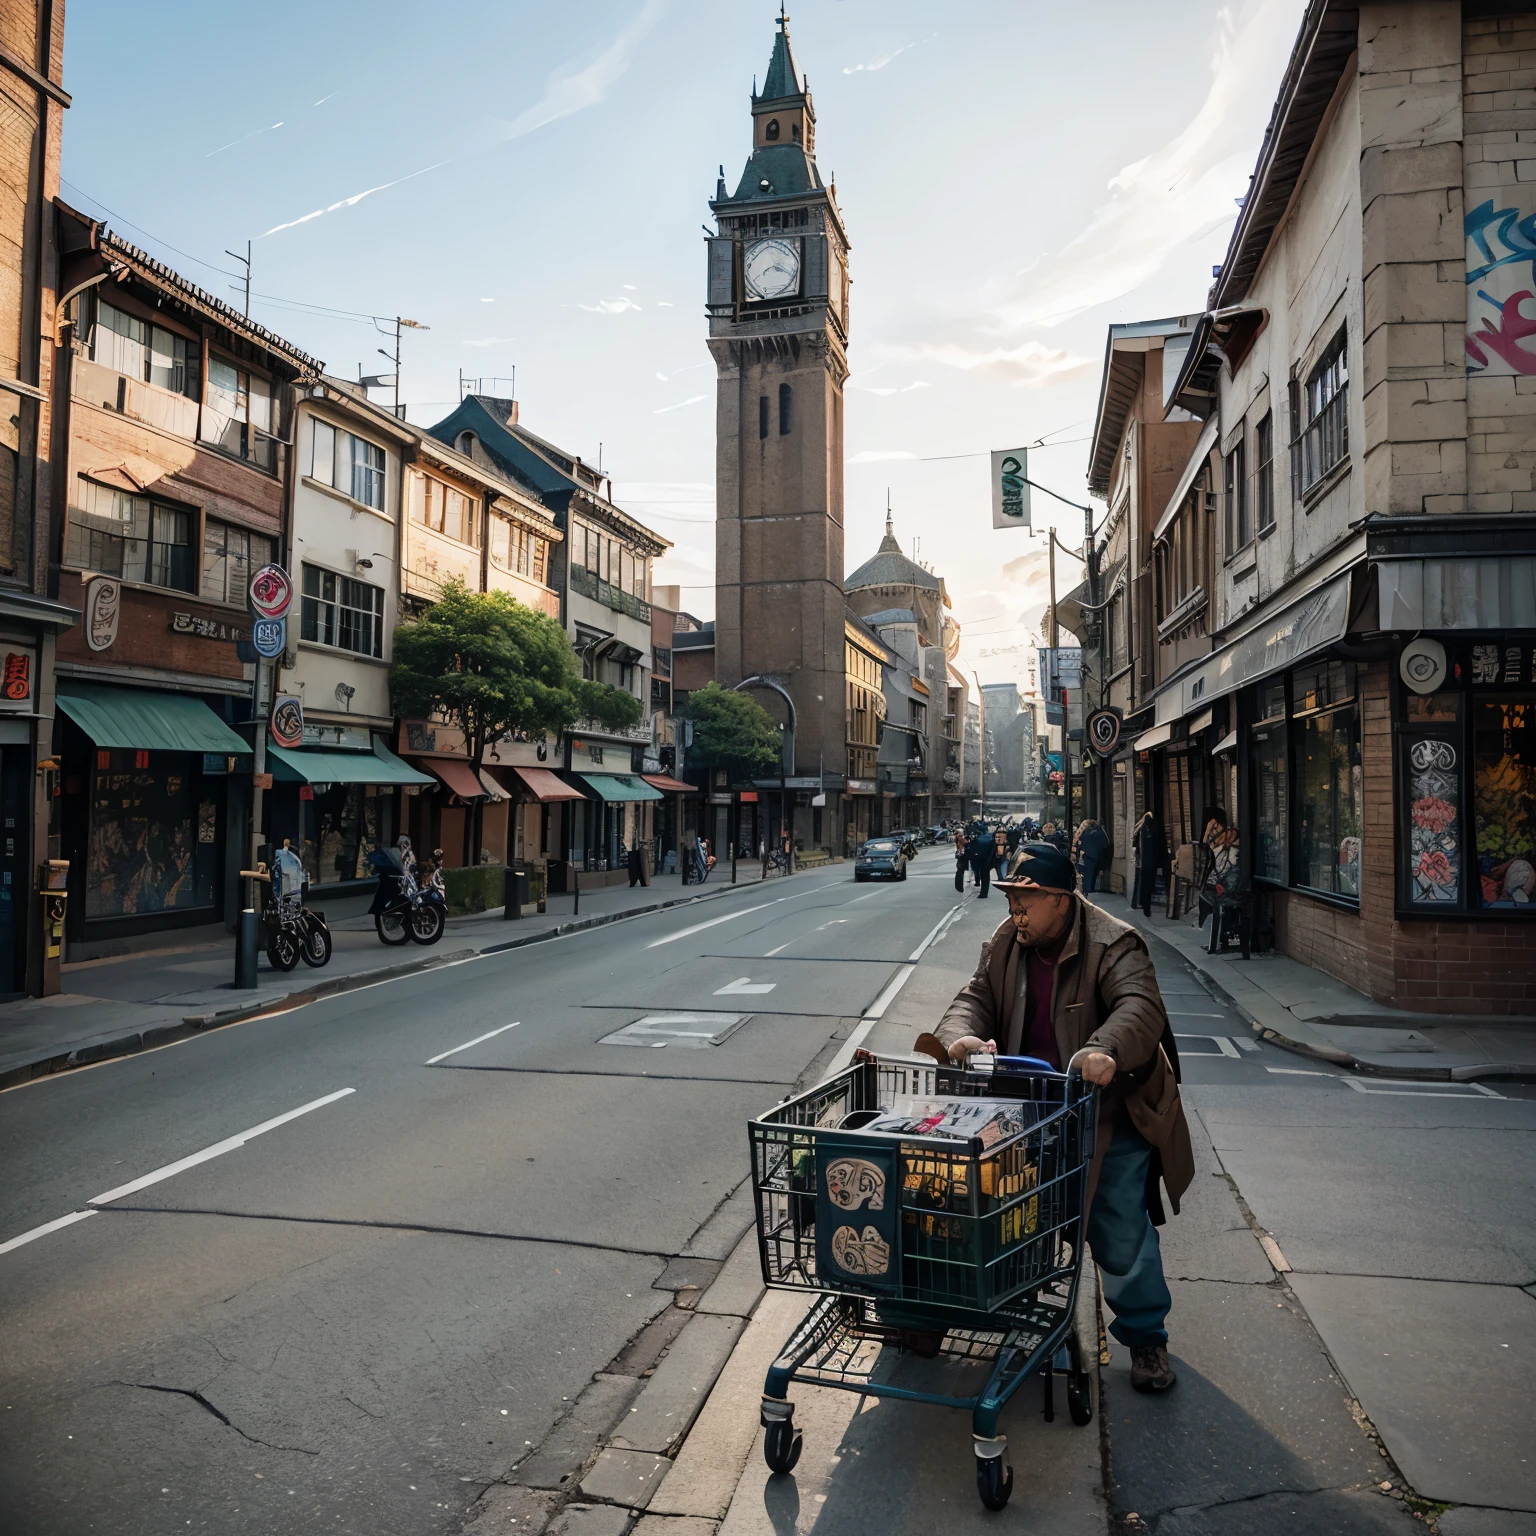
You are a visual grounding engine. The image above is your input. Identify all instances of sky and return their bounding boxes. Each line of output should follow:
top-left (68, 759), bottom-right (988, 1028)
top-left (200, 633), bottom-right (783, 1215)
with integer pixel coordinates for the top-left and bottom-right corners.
top-left (59, 0), bottom-right (1305, 697)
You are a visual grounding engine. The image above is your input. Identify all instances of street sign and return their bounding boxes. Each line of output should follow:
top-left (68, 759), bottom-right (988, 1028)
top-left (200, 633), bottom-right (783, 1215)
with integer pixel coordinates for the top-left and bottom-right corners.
top-left (249, 563), bottom-right (294, 621)
top-left (1085, 707), bottom-right (1122, 756)
top-left (990, 448), bottom-right (1031, 530)
top-left (252, 617), bottom-right (286, 658)
top-left (270, 694), bottom-right (304, 750)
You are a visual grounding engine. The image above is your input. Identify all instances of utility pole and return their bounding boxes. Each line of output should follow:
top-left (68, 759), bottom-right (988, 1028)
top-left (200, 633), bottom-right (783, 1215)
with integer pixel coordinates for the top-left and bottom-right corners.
top-left (377, 316), bottom-right (429, 418)
top-left (225, 241), bottom-right (251, 317)
top-left (971, 669), bottom-right (986, 821)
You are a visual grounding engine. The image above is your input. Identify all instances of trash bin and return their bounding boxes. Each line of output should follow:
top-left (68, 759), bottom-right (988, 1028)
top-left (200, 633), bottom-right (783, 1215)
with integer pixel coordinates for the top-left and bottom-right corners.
top-left (503, 866), bottom-right (532, 919)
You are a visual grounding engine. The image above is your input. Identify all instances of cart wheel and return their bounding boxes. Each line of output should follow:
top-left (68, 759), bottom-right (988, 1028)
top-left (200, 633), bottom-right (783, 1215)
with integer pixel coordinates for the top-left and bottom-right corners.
top-left (763, 1418), bottom-right (802, 1475)
top-left (1067, 1369), bottom-right (1093, 1427)
top-left (976, 1456), bottom-right (1013, 1510)
top-left (266, 932), bottom-right (300, 972)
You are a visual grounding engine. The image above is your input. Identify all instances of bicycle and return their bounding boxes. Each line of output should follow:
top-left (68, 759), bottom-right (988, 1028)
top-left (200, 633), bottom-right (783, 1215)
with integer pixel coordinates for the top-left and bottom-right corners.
top-left (763, 848), bottom-right (792, 877)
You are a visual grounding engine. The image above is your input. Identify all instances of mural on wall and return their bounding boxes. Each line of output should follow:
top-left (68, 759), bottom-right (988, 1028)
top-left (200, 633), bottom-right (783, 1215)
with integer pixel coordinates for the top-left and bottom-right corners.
top-left (1466, 198), bottom-right (1536, 374)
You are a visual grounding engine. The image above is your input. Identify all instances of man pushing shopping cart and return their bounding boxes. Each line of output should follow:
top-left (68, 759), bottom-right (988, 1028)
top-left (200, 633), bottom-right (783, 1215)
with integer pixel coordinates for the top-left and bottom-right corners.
top-left (931, 840), bottom-right (1194, 1395)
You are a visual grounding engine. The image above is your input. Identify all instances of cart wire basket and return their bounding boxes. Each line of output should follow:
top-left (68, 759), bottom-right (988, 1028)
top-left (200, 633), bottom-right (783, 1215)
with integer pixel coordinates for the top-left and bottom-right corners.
top-left (747, 1051), bottom-right (1100, 1510)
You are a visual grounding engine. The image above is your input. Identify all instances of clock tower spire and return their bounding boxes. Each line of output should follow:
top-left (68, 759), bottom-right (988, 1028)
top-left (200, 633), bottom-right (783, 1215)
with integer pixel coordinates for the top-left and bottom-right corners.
top-left (705, 13), bottom-right (850, 853)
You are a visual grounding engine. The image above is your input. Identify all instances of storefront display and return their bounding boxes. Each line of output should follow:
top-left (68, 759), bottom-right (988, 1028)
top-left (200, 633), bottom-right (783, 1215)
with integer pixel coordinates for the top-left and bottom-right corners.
top-left (1473, 695), bottom-right (1534, 908)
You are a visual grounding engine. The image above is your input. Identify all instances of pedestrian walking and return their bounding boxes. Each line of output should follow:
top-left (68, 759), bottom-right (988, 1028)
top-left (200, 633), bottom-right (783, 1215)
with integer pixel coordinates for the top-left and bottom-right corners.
top-left (1132, 812), bottom-right (1167, 918)
top-left (993, 826), bottom-right (1010, 882)
top-left (969, 822), bottom-right (997, 899)
top-left (933, 842), bottom-right (1192, 1394)
top-left (953, 825), bottom-right (969, 894)
top-left (1075, 818), bottom-right (1111, 894)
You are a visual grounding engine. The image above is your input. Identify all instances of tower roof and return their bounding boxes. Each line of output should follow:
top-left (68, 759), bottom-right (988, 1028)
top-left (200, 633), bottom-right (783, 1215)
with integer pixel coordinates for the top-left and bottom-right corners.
top-left (846, 515), bottom-right (941, 592)
top-left (759, 15), bottom-right (803, 101)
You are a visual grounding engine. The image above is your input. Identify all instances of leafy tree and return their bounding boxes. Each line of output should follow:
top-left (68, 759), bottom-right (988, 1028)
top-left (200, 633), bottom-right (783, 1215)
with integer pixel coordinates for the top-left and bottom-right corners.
top-left (682, 682), bottom-right (783, 785)
top-left (391, 581), bottom-right (642, 863)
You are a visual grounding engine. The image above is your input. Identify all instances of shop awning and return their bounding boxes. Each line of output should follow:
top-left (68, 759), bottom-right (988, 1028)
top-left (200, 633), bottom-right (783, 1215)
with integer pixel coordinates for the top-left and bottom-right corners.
top-left (57, 683), bottom-right (250, 755)
top-left (269, 741), bottom-right (434, 786)
top-left (1133, 723), bottom-right (1174, 752)
top-left (426, 758), bottom-right (489, 801)
top-left (576, 772), bottom-right (664, 803)
top-left (1213, 730), bottom-right (1238, 755)
top-left (503, 765), bottom-right (587, 802)
top-left (642, 774), bottom-right (699, 794)
top-left (478, 768), bottom-right (510, 802)
top-left (1377, 556), bottom-right (1536, 629)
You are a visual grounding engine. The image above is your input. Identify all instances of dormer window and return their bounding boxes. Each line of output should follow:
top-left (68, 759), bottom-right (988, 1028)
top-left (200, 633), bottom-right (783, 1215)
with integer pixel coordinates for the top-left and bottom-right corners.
top-left (792, 122), bottom-right (801, 143)
top-left (765, 118), bottom-right (780, 141)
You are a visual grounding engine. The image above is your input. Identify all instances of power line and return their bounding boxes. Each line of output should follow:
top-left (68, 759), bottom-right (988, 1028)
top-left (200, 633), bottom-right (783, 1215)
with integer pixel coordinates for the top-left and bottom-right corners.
top-left (60, 180), bottom-right (247, 281)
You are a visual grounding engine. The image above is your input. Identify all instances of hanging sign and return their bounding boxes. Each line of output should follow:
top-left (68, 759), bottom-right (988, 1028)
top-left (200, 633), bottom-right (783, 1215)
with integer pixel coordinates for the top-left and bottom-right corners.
top-left (1399, 637), bottom-right (1447, 694)
top-left (252, 617), bottom-right (287, 659)
top-left (85, 576), bottom-right (121, 652)
top-left (249, 563), bottom-right (294, 622)
top-left (1085, 707), bottom-right (1123, 757)
top-left (990, 448), bottom-right (1031, 530)
top-left (270, 694), bottom-right (304, 750)
top-left (0, 646), bottom-right (32, 710)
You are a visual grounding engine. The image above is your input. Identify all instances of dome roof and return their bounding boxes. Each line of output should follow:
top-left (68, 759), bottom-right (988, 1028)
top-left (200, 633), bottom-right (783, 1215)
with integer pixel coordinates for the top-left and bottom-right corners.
top-left (846, 515), bottom-right (940, 592)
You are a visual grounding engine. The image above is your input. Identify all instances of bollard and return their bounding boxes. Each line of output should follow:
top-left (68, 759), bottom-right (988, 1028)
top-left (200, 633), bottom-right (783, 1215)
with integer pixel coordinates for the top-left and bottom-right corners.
top-left (235, 908), bottom-right (260, 988)
top-left (503, 865), bottom-right (522, 920)
top-left (573, 864), bottom-right (580, 917)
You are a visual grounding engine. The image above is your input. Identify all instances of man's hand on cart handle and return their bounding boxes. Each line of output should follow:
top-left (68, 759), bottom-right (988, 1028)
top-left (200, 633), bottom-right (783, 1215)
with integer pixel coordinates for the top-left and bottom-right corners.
top-left (1068, 1048), bottom-right (1118, 1086)
top-left (945, 1035), bottom-right (996, 1064)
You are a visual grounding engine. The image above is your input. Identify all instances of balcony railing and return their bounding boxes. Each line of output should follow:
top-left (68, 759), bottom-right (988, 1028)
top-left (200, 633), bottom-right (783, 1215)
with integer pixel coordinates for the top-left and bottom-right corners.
top-left (570, 562), bottom-right (651, 622)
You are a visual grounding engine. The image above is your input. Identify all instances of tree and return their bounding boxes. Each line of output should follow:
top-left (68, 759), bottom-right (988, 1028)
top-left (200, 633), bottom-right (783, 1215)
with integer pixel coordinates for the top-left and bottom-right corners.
top-left (391, 581), bottom-right (642, 864)
top-left (682, 682), bottom-right (783, 785)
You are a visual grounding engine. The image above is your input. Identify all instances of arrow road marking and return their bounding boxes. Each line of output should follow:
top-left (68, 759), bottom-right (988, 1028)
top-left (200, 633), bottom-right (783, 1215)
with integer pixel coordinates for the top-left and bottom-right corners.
top-left (715, 977), bottom-right (777, 995)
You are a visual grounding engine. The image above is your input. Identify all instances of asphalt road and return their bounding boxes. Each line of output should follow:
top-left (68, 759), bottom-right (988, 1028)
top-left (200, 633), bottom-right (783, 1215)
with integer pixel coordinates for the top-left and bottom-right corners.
top-left (4, 854), bottom-right (1532, 1535)
top-left (0, 857), bottom-right (962, 1535)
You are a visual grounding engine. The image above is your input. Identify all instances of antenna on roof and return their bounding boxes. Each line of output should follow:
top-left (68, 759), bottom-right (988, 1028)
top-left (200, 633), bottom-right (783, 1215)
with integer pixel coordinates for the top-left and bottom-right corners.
top-left (224, 240), bottom-right (251, 317)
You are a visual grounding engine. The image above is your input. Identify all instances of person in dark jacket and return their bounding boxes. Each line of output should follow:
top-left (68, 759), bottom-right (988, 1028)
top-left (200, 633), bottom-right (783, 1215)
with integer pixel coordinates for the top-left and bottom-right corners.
top-left (934, 843), bottom-right (1192, 1394)
top-left (1132, 813), bottom-right (1168, 917)
top-left (953, 826), bottom-right (969, 893)
top-left (969, 822), bottom-right (997, 898)
top-left (1075, 818), bottom-right (1111, 894)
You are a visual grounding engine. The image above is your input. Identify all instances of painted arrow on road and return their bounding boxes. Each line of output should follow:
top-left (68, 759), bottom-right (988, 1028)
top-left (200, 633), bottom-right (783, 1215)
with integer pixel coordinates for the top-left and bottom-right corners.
top-left (715, 976), bottom-right (777, 995)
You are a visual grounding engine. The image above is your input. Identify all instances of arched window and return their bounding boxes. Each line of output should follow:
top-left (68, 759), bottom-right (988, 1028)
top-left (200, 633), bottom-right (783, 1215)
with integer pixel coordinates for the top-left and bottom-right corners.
top-left (759, 395), bottom-right (769, 440)
top-left (765, 118), bottom-right (780, 141)
top-left (457, 431), bottom-right (475, 457)
top-left (779, 382), bottom-right (792, 436)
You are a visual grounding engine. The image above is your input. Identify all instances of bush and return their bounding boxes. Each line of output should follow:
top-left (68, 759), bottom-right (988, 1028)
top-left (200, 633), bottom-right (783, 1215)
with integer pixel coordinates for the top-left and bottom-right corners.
top-left (441, 863), bottom-right (507, 916)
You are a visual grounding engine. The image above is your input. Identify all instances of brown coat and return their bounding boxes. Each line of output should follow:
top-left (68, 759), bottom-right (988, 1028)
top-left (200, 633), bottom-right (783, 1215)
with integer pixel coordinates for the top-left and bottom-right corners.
top-left (934, 894), bottom-right (1194, 1222)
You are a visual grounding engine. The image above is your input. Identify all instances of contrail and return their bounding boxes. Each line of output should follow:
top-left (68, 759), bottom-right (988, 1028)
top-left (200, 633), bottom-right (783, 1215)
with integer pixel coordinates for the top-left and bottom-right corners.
top-left (258, 160), bottom-right (452, 238)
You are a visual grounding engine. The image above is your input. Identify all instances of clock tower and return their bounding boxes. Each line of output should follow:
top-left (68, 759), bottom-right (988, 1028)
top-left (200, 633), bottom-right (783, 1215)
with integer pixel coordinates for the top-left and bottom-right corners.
top-left (706, 14), bottom-right (850, 848)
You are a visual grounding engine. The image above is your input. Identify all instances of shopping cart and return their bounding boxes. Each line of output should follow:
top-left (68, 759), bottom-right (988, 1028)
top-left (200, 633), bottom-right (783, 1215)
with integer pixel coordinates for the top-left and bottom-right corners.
top-left (747, 1051), bottom-right (1100, 1510)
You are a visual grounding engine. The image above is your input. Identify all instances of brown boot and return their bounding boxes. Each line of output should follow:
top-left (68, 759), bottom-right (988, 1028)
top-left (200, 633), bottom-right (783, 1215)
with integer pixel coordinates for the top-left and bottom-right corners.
top-left (1130, 1344), bottom-right (1177, 1393)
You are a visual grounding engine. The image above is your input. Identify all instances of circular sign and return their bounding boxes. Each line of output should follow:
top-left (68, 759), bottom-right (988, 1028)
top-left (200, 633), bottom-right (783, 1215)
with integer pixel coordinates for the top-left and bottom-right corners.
top-left (1399, 637), bottom-right (1447, 695)
top-left (270, 695), bottom-right (304, 750)
top-left (252, 617), bottom-right (287, 659)
top-left (249, 563), bottom-right (293, 621)
top-left (1085, 707), bottom-right (1123, 756)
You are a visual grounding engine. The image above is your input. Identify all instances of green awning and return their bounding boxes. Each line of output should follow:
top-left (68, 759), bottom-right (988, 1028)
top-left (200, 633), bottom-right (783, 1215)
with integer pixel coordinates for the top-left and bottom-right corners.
top-left (57, 683), bottom-right (250, 755)
top-left (575, 772), bottom-right (664, 803)
top-left (269, 741), bottom-right (434, 787)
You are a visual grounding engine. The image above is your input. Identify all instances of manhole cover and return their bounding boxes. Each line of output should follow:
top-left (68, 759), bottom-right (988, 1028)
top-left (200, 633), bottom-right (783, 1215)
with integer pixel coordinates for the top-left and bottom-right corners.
top-left (599, 1013), bottom-right (751, 1049)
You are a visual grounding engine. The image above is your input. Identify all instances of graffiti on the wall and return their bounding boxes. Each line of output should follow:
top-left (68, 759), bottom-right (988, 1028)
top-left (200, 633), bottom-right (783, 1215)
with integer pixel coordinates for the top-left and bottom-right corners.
top-left (1466, 198), bottom-right (1536, 374)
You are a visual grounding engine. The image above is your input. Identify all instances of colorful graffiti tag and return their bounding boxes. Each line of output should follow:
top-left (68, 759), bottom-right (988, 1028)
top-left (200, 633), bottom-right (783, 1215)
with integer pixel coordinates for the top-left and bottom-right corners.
top-left (1466, 198), bottom-right (1536, 375)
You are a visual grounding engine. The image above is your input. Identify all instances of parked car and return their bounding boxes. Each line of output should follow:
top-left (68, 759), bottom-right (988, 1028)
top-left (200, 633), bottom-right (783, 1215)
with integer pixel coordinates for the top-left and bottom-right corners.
top-left (855, 837), bottom-right (910, 882)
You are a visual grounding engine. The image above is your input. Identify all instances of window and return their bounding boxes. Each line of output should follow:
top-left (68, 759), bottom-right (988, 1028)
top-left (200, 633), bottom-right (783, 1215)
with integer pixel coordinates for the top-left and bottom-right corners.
top-left (204, 356), bottom-right (275, 471)
top-left (300, 563), bottom-right (385, 658)
top-left (765, 117), bottom-right (780, 141)
top-left (308, 421), bottom-right (387, 511)
top-left (66, 479), bottom-right (195, 592)
top-left (779, 382), bottom-right (792, 436)
top-left (202, 522), bottom-right (274, 605)
top-left (1295, 665), bottom-right (1362, 898)
top-left (1293, 327), bottom-right (1348, 495)
top-left (1255, 412), bottom-right (1274, 533)
top-left (1472, 697), bottom-right (1535, 909)
top-left (759, 395), bottom-right (769, 440)
top-left (92, 299), bottom-right (200, 401)
top-left (410, 475), bottom-right (479, 545)
top-left (350, 435), bottom-right (385, 509)
top-left (1223, 437), bottom-right (1249, 554)
top-left (490, 516), bottom-right (551, 584)
top-left (1251, 681), bottom-right (1287, 882)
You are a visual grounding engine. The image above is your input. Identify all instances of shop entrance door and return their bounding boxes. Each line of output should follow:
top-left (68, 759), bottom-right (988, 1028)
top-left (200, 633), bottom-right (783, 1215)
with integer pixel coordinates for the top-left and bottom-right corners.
top-left (0, 746), bottom-right (30, 995)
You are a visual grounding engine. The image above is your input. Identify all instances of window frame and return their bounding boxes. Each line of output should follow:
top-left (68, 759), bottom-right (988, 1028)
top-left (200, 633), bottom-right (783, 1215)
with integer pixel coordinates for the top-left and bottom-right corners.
top-left (91, 297), bottom-right (201, 403)
top-left (1255, 411), bottom-right (1275, 534)
top-left (203, 353), bottom-right (277, 473)
top-left (65, 477), bottom-right (197, 595)
top-left (1291, 326), bottom-right (1349, 498)
top-left (201, 520), bottom-right (274, 607)
top-left (299, 561), bottom-right (386, 660)
top-left (1223, 435), bottom-right (1250, 556)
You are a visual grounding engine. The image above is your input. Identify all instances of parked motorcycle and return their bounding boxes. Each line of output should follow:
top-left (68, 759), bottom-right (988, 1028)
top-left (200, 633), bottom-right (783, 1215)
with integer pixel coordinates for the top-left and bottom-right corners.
top-left (368, 847), bottom-right (446, 946)
top-left (261, 845), bottom-right (332, 972)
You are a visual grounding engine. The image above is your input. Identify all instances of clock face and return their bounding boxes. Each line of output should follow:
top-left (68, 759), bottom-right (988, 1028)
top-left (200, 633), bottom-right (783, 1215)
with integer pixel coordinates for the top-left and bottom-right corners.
top-left (744, 237), bottom-right (801, 301)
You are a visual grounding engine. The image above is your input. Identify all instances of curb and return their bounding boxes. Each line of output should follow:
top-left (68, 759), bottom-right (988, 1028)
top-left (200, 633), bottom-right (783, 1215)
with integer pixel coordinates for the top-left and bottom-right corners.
top-left (0, 876), bottom-right (795, 1093)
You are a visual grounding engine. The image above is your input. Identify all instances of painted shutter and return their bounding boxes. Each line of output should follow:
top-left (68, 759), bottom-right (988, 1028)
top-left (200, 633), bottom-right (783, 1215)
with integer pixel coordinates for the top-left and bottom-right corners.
top-left (707, 238), bottom-right (735, 307)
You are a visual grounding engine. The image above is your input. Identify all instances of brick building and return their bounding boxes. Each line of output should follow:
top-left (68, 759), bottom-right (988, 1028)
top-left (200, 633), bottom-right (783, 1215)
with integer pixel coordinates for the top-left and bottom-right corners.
top-left (1075, 0), bottom-right (1536, 1015)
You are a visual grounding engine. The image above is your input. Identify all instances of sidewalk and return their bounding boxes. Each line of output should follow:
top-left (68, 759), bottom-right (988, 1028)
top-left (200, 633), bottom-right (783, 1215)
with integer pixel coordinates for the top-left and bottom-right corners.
top-left (1091, 891), bottom-right (1536, 1082)
top-left (0, 862), bottom-right (790, 1091)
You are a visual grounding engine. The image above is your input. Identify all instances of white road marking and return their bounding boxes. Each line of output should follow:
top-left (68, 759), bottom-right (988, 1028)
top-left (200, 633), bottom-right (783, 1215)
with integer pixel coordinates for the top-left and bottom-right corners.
top-left (910, 904), bottom-right (964, 963)
top-left (1167, 1011), bottom-right (1229, 1019)
top-left (1233, 1036), bottom-right (1260, 1052)
top-left (715, 977), bottom-right (776, 996)
top-left (426, 1021), bottom-right (520, 1065)
top-left (646, 901), bottom-right (778, 948)
top-left (864, 963), bottom-right (917, 1021)
top-left (846, 888), bottom-right (885, 903)
top-left (1175, 1033), bottom-right (1240, 1058)
top-left (828, 1017), bottom-right (878, 1075)
top-left (1342, 1076), bottom-right (1505, 1099)
top-left (1265, 1066), bottom-right (1334, 1076)
top-left (89, 1088), bottom-right (356, 1206)
top-left (0, 1208), bottom-right (98, 1257)
top-left (765, 943), bottom-right (789, 956)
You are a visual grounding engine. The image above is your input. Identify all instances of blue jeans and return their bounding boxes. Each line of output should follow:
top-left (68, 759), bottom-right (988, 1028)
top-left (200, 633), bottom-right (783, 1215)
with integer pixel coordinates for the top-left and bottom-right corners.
top-left (1086, 1120), bottom-right (1172, 1348)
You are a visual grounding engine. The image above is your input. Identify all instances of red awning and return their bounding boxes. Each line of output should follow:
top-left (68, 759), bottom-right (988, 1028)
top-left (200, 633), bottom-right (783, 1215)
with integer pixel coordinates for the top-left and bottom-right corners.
top-left (505, 765), bottom-right (587, 802)
top-left (738, 791), bottom-right (759, 803)
top-left (642, 774), bottom-right (700, 795)
top-left (425, 758), bottom-right (488, 801)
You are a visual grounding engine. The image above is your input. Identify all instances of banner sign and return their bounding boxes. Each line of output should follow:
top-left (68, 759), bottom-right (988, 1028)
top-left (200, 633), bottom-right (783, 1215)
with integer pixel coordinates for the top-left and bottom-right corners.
top-left (270, 695), bottom-right (304, 750)
top-left (990, 448), bottom-right (1031, 530)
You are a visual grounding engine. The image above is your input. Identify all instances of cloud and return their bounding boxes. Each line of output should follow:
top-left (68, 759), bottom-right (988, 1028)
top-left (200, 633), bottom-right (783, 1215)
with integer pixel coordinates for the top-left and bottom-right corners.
top-left (461, 337), bottom-right (515, 348)
top-left (883, 339), bottom-right (1090, 388)
top-left (206, 121), bottom-right (284, 159)
top-left (489, 0), bottom-right (666, 144)
top-left (258, 159), bottom-right (452, 238)
top-left (580, 296), bottom-right (641, 313)
top-left (622, 284), bottom-right (637, 290)
top-left (656, 301), bottom-right (674, 307)
top-left (480, 297), bottom-right (495, 303)
top-left (655, 361), bottom-right (708, 382)
top-left (847, 450), bottom-right (917, 465)
top-left (849, 378), bottom-right (933, 397)
top-left (653, 394), bottom-right (707, 414)
top-left (982, 0), bottom-right (1299, 330)
top-left (844, 35), bottom-right (935, 74)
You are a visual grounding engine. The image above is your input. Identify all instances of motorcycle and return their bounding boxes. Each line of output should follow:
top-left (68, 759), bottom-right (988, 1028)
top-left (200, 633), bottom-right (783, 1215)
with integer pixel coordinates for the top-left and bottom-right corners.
top-left (261, 846), bottom-right (332, 973)
top-left (368, 847), bottom-right (446, 946)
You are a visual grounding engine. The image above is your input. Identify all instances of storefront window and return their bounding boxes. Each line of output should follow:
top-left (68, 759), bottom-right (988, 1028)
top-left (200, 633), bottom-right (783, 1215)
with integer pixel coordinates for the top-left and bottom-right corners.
top-left (1251, 683), bottom-right (1287, 881)
top-left (1406, 735), bottom-right (1461, 905)
top-left (299, 784), bottom-right (382, 885)
top-left (1296, 706), bottom-right (1363, 896)
top-left (1473, 697), bottom-right (1536, 908)
top-left (86, 752), bottom-right (216, 917)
